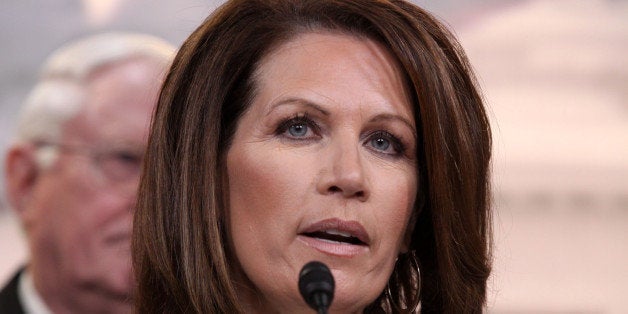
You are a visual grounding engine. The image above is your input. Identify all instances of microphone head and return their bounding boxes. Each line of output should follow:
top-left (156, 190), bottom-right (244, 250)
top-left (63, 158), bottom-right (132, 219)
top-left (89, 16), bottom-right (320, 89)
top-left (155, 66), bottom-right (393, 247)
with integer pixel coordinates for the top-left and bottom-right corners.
top-left (299, 261), bottom-right (335, 312)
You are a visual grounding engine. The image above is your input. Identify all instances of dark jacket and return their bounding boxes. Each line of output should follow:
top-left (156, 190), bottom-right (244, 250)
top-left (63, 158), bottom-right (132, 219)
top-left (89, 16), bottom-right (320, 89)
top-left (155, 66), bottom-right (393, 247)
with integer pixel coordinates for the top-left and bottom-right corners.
top-left (0, 269), bottom-right (25, 314)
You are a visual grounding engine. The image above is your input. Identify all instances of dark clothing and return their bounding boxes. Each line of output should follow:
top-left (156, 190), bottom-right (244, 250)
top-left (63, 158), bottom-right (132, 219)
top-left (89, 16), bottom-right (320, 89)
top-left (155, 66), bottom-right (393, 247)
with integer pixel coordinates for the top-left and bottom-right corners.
top-left (0, 269), bottom-right (25, 314)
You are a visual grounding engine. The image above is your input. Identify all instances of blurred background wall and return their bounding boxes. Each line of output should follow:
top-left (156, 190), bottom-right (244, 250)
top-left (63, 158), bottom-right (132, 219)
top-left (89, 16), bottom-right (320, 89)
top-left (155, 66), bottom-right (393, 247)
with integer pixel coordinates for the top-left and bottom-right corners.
top-left (1, 0), bottom-right (626, 312)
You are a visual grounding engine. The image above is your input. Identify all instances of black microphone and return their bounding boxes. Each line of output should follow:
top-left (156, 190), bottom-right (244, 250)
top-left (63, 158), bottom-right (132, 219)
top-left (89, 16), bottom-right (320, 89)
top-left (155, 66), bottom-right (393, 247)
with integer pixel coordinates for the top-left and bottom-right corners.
top-left (299, 261), bottom-right (335, 314)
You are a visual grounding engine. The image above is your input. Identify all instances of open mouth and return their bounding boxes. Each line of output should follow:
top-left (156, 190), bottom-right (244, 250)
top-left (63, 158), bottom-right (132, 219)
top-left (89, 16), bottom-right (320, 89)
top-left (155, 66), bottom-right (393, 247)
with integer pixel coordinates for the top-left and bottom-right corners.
top-left (299, 218), bottom-right (370, 247)
top-left (302, 229), bottom-right (366, 246)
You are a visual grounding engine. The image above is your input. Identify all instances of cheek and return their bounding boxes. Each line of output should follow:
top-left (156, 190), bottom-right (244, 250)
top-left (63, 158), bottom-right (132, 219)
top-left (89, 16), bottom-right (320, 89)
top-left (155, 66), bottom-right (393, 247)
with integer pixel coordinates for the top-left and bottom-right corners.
top-left (228, 149), bottom-right (288, 221)
top-left (226, 144), bottom-right (313, 293)
top-left (226, 146), bottom-right (303, 249)
top-left (36, 165), bottom-right (131, 244)
top-left (23, 175), bottom-right (87, 262)
top-left (375, 167), bottom-right (417, 247)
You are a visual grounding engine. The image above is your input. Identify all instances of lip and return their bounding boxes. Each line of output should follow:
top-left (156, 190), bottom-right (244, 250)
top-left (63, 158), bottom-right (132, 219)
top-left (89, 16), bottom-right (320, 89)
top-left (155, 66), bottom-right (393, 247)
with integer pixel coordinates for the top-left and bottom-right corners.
top-left (298, 218), bottom-right (370, 257)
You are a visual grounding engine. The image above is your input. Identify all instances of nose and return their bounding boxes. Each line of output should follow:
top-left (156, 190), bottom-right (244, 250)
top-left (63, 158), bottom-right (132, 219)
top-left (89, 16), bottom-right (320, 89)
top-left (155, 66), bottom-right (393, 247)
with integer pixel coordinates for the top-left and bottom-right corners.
top-left (317, 140), bottom-right (369, 201)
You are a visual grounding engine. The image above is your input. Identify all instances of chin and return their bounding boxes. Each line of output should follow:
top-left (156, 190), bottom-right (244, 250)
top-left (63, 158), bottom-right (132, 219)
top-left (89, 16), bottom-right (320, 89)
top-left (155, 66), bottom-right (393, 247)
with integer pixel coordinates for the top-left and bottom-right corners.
top-left (327, 275), bottom-right (386, 313)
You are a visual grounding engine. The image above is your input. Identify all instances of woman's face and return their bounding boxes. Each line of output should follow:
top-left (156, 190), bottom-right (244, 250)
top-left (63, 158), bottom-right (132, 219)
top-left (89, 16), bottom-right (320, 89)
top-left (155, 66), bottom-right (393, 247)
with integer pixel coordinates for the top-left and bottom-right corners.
top-left (226, 32), bottom-right (418, 313)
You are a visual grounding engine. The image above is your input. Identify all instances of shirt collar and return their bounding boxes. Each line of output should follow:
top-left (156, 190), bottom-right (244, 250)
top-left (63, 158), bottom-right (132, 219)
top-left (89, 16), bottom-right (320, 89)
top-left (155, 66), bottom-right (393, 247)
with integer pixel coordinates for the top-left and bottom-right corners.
top-left (18, 269), bottom-right (52, 314)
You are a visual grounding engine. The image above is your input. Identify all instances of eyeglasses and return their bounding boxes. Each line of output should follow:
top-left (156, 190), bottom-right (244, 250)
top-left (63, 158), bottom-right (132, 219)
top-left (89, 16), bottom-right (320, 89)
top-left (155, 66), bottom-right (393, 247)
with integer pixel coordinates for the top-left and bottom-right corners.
top-left (34, 140), bottom-right (145, 184)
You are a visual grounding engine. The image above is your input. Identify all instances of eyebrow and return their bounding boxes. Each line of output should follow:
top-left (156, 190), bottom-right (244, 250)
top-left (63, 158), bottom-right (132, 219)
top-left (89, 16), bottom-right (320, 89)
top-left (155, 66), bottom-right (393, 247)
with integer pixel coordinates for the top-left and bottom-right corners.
top-left (369, 114), bottom-right (417, 137)
top-left (267, 97), bottom-right (330, 117)
top-left (268, 97), bottom-right (416, 136)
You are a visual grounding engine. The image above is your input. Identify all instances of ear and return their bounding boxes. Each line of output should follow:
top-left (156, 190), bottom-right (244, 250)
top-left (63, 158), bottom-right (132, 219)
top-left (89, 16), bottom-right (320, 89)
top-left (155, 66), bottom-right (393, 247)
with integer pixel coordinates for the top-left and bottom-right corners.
top-left (5, 144), bottom-right (41, 218)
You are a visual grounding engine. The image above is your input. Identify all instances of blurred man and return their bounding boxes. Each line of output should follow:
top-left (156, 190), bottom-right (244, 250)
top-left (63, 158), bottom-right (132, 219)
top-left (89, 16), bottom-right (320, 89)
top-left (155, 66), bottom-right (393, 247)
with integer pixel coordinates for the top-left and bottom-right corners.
top-left (0, 33), bottom-right (174, 313)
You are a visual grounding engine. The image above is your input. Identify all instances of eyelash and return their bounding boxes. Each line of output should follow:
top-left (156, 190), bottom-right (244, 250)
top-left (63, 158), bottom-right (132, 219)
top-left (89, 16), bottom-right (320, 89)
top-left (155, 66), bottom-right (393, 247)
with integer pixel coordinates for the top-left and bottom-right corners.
top-left (274, 113), bottom-right (407, 157)
top-left (275, 113), bottom-right (320, 140)
top-left (365, 130), bottom-right (407, 157)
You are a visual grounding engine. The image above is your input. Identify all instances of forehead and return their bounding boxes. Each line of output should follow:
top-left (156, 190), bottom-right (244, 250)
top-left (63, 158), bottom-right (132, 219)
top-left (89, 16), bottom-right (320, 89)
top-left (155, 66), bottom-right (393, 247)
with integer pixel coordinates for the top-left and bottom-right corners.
top-left (253, 31), bottom-right (414, 122)
top-left (259, 31), bottom-right (403, 82)
top-left (63, 58), bottom-right (164, 146)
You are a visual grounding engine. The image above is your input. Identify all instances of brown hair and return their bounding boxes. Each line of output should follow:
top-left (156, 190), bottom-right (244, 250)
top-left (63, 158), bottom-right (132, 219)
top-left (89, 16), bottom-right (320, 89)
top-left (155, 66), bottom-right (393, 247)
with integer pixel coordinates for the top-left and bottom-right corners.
top-left (133, 0), bottom-right (492, 313)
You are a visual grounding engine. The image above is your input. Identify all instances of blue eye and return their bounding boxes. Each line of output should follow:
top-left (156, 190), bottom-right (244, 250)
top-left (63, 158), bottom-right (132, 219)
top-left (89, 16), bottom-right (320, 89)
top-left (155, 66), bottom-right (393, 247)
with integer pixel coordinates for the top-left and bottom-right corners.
top-left (288, 123), bottom-right (308, 137)
top-left (366, 131), bottom-right (405, 156)
top-left (276, 113), bottom-right (320, 140)
top-left (371, 137), bottom-right (390, 151)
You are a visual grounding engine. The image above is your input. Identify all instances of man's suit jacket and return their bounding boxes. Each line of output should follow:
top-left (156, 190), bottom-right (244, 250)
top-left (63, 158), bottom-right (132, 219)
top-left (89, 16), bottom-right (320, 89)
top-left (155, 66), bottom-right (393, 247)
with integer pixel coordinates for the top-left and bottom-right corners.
top-left (0, 269), bottom-right (25, 314)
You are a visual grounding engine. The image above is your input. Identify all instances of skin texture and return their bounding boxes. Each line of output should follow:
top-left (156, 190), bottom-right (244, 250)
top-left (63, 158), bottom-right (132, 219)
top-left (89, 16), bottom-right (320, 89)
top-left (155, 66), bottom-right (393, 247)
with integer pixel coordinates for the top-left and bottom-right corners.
top-left (5, 58), bottom-right (163, 313)
top-left (226, 32), bottom-right (418, 313)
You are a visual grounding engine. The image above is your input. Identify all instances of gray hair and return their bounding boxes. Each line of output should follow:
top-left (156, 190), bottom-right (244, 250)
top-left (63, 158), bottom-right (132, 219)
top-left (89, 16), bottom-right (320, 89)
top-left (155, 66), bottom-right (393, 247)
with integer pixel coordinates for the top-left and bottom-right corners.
top-left (15, 32), bottom-right (175, 167)
top-left (17, 32), bottom-right (175, 144)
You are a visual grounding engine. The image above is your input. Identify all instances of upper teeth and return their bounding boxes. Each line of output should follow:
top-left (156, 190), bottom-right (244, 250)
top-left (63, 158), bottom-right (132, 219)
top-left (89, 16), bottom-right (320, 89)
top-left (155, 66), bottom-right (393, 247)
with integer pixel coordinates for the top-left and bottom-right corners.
top-left (324, 229), bottom-right (352, 238)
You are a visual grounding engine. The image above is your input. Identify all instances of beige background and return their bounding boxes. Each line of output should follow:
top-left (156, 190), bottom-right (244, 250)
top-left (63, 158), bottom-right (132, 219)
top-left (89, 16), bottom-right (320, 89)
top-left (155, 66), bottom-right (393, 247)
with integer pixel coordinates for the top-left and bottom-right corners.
top-left (1, 0), bottom-right (627, 312)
